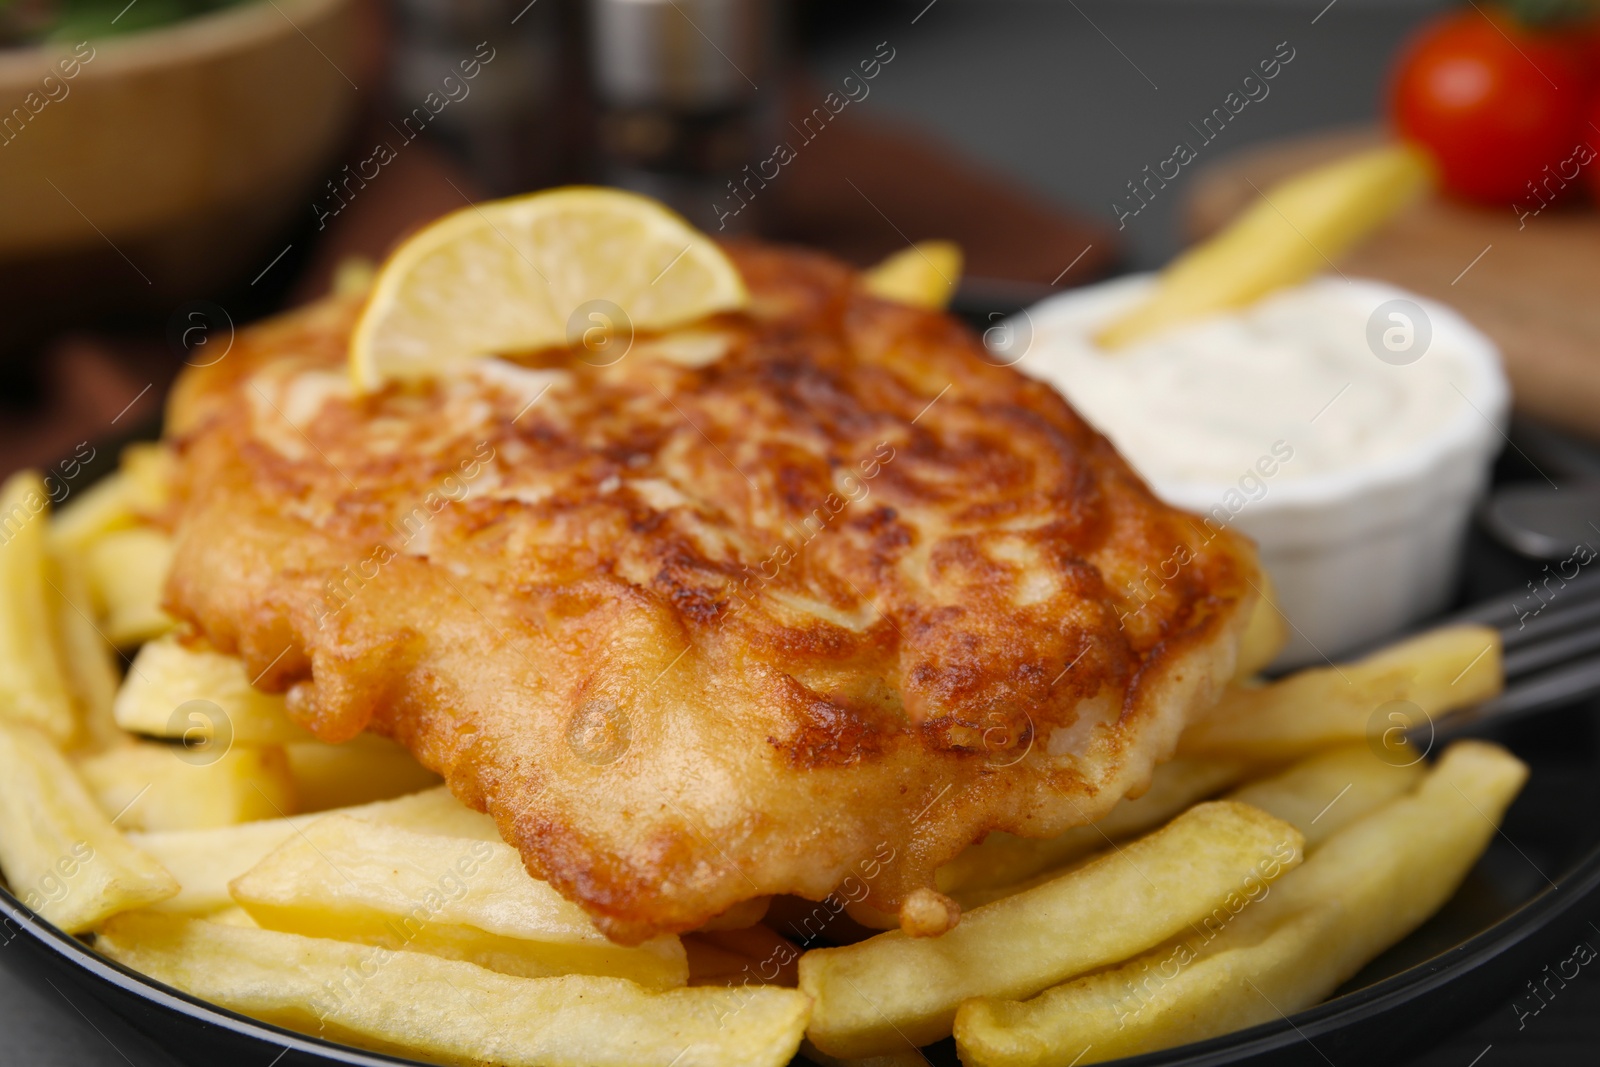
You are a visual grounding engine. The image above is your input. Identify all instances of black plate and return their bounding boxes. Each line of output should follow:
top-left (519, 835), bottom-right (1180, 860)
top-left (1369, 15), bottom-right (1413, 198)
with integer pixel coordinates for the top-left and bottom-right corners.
top-left (3, 403), bottom-right (1598, 1067)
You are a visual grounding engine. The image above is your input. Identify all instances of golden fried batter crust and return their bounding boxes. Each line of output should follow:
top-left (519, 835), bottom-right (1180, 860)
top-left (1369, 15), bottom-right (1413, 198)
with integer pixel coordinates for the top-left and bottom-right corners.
top-left (162, 244), bottom-right (1262, 943)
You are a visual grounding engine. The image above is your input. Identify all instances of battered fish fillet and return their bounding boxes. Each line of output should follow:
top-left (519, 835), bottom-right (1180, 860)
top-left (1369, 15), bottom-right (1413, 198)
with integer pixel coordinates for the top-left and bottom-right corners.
top-left (161, 244), bottom-right (1263, 944)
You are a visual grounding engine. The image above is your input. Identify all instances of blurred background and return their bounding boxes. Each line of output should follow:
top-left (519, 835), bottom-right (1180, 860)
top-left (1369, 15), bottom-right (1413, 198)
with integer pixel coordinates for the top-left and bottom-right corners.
top-left (12, 0), bottom-right (1592, 476)
top-left (4, 1), bottom-right (1600, 1063)
top-left (10, 0), bottom-right (1600, 622)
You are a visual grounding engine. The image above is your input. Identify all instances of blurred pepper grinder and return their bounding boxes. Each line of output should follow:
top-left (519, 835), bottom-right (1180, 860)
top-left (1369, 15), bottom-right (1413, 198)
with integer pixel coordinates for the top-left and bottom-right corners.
top-left (389, 0), bottom-right (575, 195)
top-left (586, 0), bottom-right (785, 234)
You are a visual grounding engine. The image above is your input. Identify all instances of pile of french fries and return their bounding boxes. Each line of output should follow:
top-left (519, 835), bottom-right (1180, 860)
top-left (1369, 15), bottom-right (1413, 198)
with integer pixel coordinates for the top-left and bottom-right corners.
top-left (0, 450), bottom-right (1523, 1067)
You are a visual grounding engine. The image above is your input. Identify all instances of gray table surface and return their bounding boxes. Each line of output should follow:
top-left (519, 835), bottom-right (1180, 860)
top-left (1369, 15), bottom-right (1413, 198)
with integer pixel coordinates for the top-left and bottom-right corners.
top-left (8, 2), bottom-right (1598, 1064)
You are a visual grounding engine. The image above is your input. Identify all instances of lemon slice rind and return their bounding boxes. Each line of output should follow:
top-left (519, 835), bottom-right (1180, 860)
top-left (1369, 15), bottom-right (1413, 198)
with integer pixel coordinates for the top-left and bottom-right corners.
top-left (349, 187), bottom-right (748, 392)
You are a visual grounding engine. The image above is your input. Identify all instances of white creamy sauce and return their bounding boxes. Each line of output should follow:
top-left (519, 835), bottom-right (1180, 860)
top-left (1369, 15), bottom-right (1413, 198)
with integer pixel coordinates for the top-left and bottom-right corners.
top-left (1012, 278), bottom-right (1476, 494)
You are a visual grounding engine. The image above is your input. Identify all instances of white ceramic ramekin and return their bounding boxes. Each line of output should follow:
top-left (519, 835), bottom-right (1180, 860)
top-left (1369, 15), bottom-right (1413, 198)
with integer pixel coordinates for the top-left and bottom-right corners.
top-left (1008, 275), bottom-right (1510, 668)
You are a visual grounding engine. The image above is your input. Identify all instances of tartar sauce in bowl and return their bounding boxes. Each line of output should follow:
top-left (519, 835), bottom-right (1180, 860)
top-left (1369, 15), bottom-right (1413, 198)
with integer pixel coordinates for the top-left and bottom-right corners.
top-left (1005, 275), bottom-right (1509, 666)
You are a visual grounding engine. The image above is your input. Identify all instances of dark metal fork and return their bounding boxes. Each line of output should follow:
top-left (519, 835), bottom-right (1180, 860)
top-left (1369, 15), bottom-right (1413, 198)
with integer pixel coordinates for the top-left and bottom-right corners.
top-left (1429, 569), bottom-right (1600, 739)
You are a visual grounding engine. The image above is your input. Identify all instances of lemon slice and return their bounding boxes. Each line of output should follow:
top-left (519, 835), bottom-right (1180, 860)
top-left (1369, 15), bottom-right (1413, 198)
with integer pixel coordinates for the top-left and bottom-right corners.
top-left (349, 187), bottom-right (749, 391)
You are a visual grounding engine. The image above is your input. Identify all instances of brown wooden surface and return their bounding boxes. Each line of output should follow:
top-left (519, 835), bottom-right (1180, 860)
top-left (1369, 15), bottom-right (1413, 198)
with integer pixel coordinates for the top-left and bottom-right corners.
top-left (766, 84), bottom-right (1120, 288)
top-left (4, 101), bottom-right (1123, 479)
top-left (1185, 126), bottom-right (1600, 443)
top-left (298, 85), bottom-right (1124, 296)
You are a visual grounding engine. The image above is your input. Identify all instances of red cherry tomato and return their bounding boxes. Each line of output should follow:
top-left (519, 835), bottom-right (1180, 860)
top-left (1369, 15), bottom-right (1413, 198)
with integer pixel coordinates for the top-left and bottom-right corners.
top-left (1390, 7), bottom-right (1589, 205)
top-left (1586, 92), bottom-right (1600, 200)
top-left (1579, 16), bottom-right (1600, 79)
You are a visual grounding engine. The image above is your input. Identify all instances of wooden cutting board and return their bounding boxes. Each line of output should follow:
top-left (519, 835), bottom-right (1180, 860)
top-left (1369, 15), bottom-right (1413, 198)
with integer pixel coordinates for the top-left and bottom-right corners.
top-left (1185, 126), bottom-right (1600, 443)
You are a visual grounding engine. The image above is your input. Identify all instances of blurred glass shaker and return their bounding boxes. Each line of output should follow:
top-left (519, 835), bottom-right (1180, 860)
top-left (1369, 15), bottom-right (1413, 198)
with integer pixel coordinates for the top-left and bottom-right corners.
top-left (390, 0), bottom-right (570, 194)
top-left (588, 0), bottom-right (783, 233)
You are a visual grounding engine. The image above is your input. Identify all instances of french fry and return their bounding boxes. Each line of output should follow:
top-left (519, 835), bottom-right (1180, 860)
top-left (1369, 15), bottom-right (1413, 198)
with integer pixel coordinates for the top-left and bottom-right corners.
top-left (1227, 743), bottom-right (1425, 850)
top-left (953, 742), bottom-right (1527, 1066)
top-left (862, 241), bottom-right (963, 309)
top-left (339, 784), bottom-right (502, 840)
top-left (868, 759), bottom-right (1250, 924)
top-left (83, 525), bottom-right (176, 646)
top-left (118, 443), bottom-right (175, 517)
top-left (98, 913), bottom-right (810, 1067)
top-left (285, 734), bottom-right (441, 811)
top-left (0, 470), bottom-right (79, 745)
top-left (47, 471), bottom-right (138, 557)
top-left (49, 555), bottom-right (126, 752)
top-left (203, 904), bottom-right (260, 927)
top-left (133, 817), bottom-right (323, 915)
top-left (75, 741), bottom-right (296, 832)
top-left (1232, 571), bottom-right (1286, 681)
top-left (1095, 144), bottom-right (1432, 348)
top-left (230, 815), bottom-right (688, 989)
top-left (114, 632), bottom-right (313, 744)
top-left (1179, 625), bottom-right (1502, 762)
top-left (948, 867), bottom-right (1093, 914)
top-left (47, 446), bottom-right (173, 559)
top-left (799, 801), bottom-right (1304, 1057)
top-left (132, 785), bottom-right (500, 914)
top-left (936, 758), bottom-right (1248, 899)
top-left (0, 720), bottom-right (177, 932)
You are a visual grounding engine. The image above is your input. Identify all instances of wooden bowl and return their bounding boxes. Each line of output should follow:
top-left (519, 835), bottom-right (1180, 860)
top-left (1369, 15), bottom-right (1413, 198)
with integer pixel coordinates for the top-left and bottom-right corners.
top-left (0, 0), bottom-right (361, 340)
